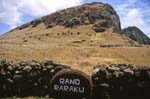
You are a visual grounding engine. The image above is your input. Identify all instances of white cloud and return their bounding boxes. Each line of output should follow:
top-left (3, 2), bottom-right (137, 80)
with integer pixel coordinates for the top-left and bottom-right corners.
top-left (0, 0), bottom-right (22, 26)
top-left (0, 0), bottom-right (83, 27)
top-left (115, 0), bottom-right (150, 36)
top-left (19, 0), bottom-right (83, 16)
top-left (122, 8), bottom-right (144, 27)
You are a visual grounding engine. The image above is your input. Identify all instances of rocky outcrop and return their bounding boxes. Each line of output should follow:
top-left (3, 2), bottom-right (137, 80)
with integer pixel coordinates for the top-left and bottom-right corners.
top-left (0, 60), bottom-right (70, 98)
top-left (6, 2), bottom-right (150, 46)
top-left (92, 64), bottom-right (150, 99)
top-left (121, 26), bottom-right (150, 45)
top-left (43, 2), bottom-right (121, 32)
top-left (15, 2), bottom-right (121, 33)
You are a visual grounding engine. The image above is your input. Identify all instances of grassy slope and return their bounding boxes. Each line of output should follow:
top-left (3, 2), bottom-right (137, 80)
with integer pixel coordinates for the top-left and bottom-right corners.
top-left (0, 24), bottom-right (150, 74)
top-left (1, 3), bottom-right (150, 98)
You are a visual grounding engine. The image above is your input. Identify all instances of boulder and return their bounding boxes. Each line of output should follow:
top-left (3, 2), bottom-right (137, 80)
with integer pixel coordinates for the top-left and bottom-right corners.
top-left (93, 27), bottom-right (106, 32)
top-left (49, 69), bottom-right (93, 99)
top-left (23, 66), bottom-right (32, 72)
top-left (7, 66), bottom-right (13, 71)
top-left (64, 18), bottom-right (80, 27)
top-left (107, 66), bottom-right (119, 72)
top-left (124, 68), bottom-right (134, 76)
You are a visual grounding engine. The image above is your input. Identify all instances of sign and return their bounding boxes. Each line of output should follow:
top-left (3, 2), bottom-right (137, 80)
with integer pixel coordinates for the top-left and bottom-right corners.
top-left (49, 69), bottom-right (93, 99)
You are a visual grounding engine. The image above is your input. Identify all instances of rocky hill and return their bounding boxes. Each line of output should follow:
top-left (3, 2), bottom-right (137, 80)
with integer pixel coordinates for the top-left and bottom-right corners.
top-left (1, 2), bottom-right (148, 45)
top-left (13, 2), bottom-right (121, 33)
top-left (121, 26), bottom-right (150, 45)
top-left (0, 2), bottom-right (133, 46)
top-left (0, 2), bottom-right (150, 67)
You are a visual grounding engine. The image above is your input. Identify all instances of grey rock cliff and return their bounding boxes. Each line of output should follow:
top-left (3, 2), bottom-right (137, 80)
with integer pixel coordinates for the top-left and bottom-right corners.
top-left (121, 26), bottom-right (150, 45)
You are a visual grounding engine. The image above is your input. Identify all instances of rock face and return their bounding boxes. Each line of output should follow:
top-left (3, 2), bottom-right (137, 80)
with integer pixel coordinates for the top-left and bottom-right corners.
top-left (16, 2), bottom-right (121, 33)
top-left (121, 26), bottom-right (150, 45)
top-left (44, 2), bottom-right (121, 32)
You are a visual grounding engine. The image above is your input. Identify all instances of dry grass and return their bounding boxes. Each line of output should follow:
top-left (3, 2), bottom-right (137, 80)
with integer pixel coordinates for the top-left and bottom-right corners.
top-left (1, 44), bottom-right (150, 73)
top-left (0, 24), bottom-right (150, 74)
top-left (0, 23), bottom-right (150, 99)
top-left (1, 45), bottom-right (150, 99)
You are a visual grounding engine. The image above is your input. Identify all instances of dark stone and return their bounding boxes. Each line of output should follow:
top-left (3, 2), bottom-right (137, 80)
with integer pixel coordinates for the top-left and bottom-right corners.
top-left (42, 60), bottom-right (55, 66)
top-left (23, 66), bottom-right (32, 72)
top-left (49, 69), bottom-right (93, 99)
top-left (94, 27), bottom-right (106, 32)
top-left (93, 83), bottom-right (110, 99)
top-left (93, 20), bottom-right (109, 28)
top-left (7, 66), bottom-right (13, 71)
top-left (147, 71), bottom-right (150, 80)
top-left (107, 66), bottom-right (119, 73)
top-left (0, 70), bottom-right (6, 76)
top-left (14, 74), bottom-right (23, 81)
top-left (119, 66), bottom-right (126, 71)
top-left (20, 61), bottom-right (27, 66)
top-left (118, 64), bottom-right (127, 67)
top-left (31, 19), bottom-right (42, 27)
top-left (46, 24), bottom-right (54, 28)
top-left (7, 78), bottom-right (14, 84)
top-left (64, 18), bottom-right (80, 27)
top-left (17, 23), bottom-right (30, 30)
top-left (124, 68), bottom-right (134, 76)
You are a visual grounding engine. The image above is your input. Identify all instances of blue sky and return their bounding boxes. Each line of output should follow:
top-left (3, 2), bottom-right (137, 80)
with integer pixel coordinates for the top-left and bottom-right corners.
top-left (0, 0), bottom-right (150, 37)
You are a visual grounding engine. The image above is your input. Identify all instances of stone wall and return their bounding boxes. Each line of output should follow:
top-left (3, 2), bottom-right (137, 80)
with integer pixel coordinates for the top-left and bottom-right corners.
top-left (92, 64), bottom-right (150, 99)
top-left (0, 60), bottom-right (150, 99)
top-left (0, 60), bottom-right (70, 98)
